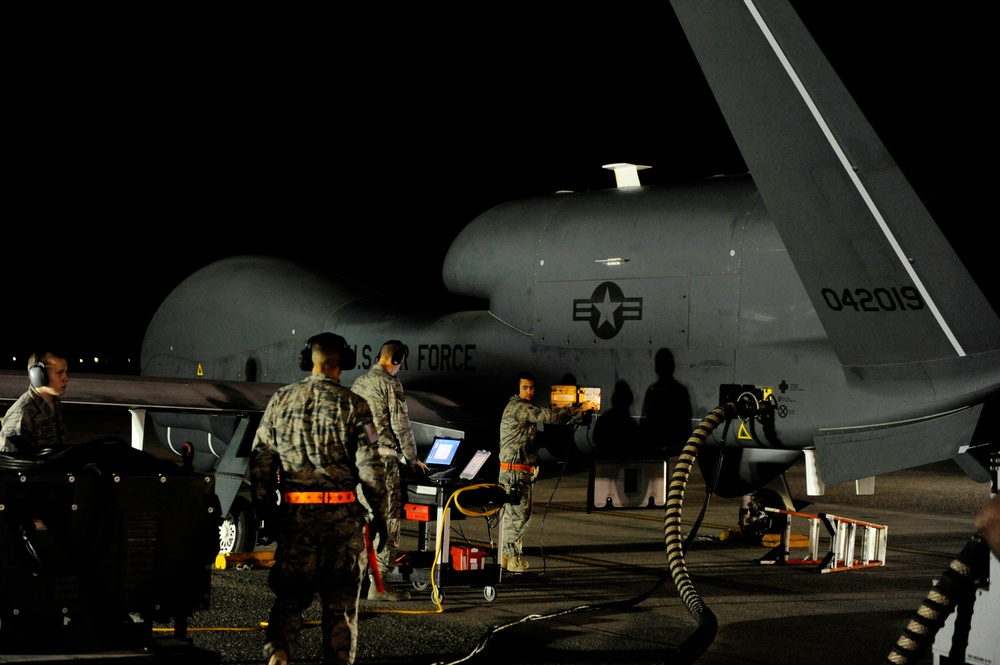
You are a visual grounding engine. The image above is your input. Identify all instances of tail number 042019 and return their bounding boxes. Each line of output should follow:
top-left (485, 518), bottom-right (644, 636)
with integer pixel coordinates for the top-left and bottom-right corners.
top-left (821, 287), bottom-right (925, 312)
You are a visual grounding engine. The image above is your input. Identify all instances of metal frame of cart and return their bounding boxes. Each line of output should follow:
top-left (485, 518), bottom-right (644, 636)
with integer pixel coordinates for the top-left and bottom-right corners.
top-left (396, 482), bottom-right (507, 601)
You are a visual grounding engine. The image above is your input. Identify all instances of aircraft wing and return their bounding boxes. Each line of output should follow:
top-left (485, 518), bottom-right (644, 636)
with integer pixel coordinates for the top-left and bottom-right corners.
top-left (1, 371), bottom-right (480, 438)
top-left (0, 370), bottom-right (279, 413)
top-left (814, 403), bottom-right (987, 485)
top-left (670, 0), bottom-right (1000, 366)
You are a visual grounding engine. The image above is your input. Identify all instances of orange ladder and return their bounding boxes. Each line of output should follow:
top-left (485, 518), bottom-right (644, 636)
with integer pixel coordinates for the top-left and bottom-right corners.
top-left (759, 507), bottom-right (888, 573)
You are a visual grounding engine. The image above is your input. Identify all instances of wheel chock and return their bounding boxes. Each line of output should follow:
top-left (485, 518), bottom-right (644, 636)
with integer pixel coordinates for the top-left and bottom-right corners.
top-left (215, 551), bottom-right (276, 570)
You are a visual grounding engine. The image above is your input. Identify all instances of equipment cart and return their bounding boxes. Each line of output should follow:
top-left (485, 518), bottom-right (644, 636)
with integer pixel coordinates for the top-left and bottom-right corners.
top-left (395, 479), bottom-right (507, 602)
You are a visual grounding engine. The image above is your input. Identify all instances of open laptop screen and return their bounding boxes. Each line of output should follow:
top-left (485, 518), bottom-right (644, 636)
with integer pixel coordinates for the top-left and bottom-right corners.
top-left (424, 436), bottom-right (462, 467)
top-left (459, 449), bottom-right (491, 480)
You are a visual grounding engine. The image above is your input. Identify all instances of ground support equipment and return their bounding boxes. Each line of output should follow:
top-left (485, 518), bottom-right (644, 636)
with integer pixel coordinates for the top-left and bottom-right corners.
top-left (587, 457), bottom-right (667, 512)
top-left (0, 441), bottom-right (220, 662)
top-left (932, 446), bottom-right (998, 665)
top-left (759, 506), bottom-right (887, 572)
top-left (930, 539), bottom-right (999, 665)
top-left (396, 481), bottom-right (506, 602)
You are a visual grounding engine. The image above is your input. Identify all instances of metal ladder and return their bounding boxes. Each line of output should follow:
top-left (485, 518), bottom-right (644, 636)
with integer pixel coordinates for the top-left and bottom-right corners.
top-left (759, 507), bottom-right (888, 573)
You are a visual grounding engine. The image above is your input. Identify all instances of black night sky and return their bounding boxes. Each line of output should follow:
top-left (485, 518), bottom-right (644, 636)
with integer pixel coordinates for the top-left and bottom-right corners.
top-left (5, 5), bottom-right (994, 374)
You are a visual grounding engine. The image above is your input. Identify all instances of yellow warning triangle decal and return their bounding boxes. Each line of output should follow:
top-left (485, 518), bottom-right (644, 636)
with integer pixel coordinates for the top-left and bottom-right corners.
top-left (738, 422), bottom-right (753, 440)
top-left (197, 364), bottom-right (204, 377)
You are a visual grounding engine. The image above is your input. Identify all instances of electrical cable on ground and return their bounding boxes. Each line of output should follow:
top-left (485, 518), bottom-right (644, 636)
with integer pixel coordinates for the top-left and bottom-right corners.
top-left (434, 404), bottom-right (737, 665)
top-left (151, 408), bottom-right (994, 663)
top-left (154, 409), bottom-right (743, 662)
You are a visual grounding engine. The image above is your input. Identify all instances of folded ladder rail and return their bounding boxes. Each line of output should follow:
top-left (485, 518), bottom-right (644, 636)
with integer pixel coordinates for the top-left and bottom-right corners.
top-left (759, 507), bottom-right (888, 573)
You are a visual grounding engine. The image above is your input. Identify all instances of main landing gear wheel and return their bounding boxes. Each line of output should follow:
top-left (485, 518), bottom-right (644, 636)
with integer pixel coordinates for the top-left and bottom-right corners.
top-left (483, 586), bottom-right (496, 601)
top-left (740, 488), bottom-right (784, 542)
top-left (219, 496), bottom-right (257, 554)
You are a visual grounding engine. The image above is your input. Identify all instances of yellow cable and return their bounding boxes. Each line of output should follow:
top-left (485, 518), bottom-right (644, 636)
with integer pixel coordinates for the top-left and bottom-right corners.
top-left (157, 483), bottom-right (509, 629)
top-left (356, 483), bottom-right (505, 614)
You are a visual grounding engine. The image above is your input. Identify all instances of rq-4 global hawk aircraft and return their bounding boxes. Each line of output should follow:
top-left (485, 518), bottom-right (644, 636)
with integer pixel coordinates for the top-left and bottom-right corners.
top-left (2, 2), bottom-right (997, 561)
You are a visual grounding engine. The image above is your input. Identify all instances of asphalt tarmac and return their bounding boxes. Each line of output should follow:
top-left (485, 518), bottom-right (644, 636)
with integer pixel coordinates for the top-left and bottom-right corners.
top-left (188, 466), bottom-right (990, 665)
top-left (1, 405), bottom-right (995, 664)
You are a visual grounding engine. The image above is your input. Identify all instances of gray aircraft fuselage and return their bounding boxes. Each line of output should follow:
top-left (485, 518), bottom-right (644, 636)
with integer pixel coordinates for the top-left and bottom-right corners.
top-left (136, 1), bottom-right (1000, 502)
top-left (139, 174), bottom-right (999, 496)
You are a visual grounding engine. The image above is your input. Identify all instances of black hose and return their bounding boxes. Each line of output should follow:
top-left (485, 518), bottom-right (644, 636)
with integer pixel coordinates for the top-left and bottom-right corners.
top-left (683, 417), bottom-right (731, 555)
top-left (446, 407), bottom-right (736, 665)
top-left (884, 534), bottom-right (990, 664)
top-left (665, 403), bottom-right (736, 663)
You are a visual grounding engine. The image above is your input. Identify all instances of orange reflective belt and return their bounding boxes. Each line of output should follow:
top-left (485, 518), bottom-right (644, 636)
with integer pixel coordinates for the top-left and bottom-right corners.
top-left (500, 462), bottom-right (536, 474)
top-left (283, 491), bottom-right (357, 504)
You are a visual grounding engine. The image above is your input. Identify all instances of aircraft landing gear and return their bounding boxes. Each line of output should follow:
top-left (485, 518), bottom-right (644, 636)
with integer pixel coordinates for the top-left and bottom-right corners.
top-left (219, 495), bottom-right (257, 554)
top-left (740, 487), bottom-right (787, 541)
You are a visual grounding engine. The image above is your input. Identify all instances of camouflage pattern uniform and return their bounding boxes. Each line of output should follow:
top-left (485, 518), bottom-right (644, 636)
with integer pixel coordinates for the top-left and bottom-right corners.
top-left (350, 364), bottom-right (418, 580)
top-left (498, 396), bottom-right (582, 561)
top-left (250, 373), bottom-right (386, 665)
top-left (0, 386), bottom-right (65, 455)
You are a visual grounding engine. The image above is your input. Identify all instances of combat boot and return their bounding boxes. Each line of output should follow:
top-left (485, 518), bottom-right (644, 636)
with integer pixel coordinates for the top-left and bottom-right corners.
top-left (367, 578), bottom-right (411, 601)
top-left (503, 554), bottom-right (529, 573)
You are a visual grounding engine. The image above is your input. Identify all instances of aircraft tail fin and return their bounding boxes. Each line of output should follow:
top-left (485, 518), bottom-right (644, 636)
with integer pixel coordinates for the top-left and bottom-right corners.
top-left (670, 1), bottom-right (1000, 367)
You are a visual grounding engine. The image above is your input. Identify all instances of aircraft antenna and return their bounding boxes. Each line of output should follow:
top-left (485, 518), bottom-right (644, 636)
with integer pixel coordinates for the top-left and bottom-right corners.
top-left (602, 163), bottom-right (650, 188)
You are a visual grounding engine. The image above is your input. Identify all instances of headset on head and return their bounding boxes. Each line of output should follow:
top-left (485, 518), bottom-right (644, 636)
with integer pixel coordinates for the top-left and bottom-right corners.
top-left (299, 333), bottom-right (357, 372)
top-left (28, 355), bottom-right (48, 388)
top-left (383, 340), bottom-right (408, 366)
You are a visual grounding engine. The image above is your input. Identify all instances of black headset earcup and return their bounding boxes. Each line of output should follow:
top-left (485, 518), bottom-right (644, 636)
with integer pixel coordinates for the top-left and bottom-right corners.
top-left (390, 343), bottom-right (408, 366)
top-left (29, 361), bottom-right (48, 388)
top-left (300, 334), bottom-right (356, 371)
top-left (340, 347), bottom-right (357, 371)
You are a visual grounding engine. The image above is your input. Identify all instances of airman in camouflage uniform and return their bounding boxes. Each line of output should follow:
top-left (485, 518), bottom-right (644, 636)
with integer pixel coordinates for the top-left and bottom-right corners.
top-left (251, 333), bottom-right (387, 665)
top-left (1, 351), bottom-right (69, 455)
top-left (499, 371), bottom-right (594, 573)
top-left (349, 340), bottom-right (427, 599)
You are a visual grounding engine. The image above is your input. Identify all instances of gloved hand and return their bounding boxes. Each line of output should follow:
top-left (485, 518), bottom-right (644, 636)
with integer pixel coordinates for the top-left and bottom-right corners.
top-left (252, 488), bottom-right (282, 544)
top-left (369, 514), bottom-right (389, 553)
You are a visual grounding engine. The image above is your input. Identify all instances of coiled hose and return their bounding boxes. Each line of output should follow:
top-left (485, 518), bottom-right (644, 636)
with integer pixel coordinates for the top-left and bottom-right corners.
top-left (662, 402), bottom-right (993, 664)
top-left (442, 404), bottom-right (738, 665)
top-left (665, 402), bottom-right (736, 662)
top-left (885, 533), bottom-right (990, 664)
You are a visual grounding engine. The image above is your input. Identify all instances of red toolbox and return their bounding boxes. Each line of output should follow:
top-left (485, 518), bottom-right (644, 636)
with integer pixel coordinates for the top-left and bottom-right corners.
top-left (404, 503), bottom-right (431, 522)
top-left (450, 545), bottom-right (486, 571)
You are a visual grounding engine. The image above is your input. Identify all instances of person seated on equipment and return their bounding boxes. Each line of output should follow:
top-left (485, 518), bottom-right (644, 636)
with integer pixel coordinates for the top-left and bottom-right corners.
top-left (1, 350), bottom-right (69, 456)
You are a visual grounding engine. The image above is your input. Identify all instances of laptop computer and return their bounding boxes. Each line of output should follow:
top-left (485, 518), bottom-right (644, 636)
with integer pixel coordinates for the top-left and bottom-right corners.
top-left (428, 447), bottom-right (492, 483)
top-left (423, 436), bottom-right (462, 472)
top-left (458, 449), bottom-right (491, 481)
